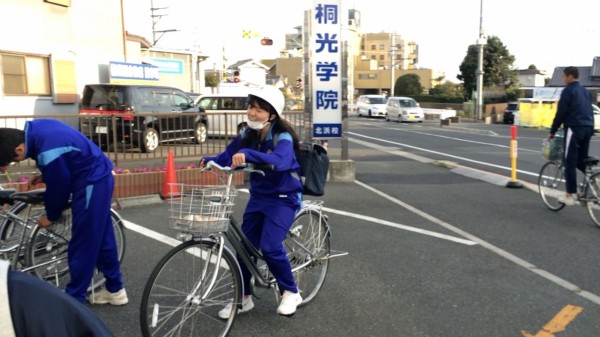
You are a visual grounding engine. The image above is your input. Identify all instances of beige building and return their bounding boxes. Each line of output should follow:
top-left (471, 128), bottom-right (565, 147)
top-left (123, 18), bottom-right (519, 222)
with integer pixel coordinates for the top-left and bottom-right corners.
top-left (0, 0), bottom-right (207, 118)
top-left (353, 32), bottom-right (442, 95)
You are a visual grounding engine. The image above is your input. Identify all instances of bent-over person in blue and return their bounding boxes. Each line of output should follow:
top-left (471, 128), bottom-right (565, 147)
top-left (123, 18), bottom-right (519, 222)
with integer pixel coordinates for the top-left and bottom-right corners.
top-left (200, 86), bottom-right (304, 318)
top-left (0, 119), bottom-right (127, 305)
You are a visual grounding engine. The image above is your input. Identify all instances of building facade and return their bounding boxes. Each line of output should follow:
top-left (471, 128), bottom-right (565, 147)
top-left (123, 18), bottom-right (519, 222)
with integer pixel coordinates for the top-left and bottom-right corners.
top-left (0, 0), bottom-right (208, 119)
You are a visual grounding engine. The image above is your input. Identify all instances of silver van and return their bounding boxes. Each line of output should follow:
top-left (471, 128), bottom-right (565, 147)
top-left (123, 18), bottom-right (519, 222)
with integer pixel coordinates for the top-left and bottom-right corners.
top-left (385, 96), bottom-right (424, 123)
top-left (195, 94), bottom-right (249, 136)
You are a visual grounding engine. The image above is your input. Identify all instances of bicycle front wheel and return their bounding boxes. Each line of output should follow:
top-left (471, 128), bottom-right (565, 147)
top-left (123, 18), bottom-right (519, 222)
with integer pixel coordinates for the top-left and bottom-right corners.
top-left (586, 171), bottom-right (600, 228)
top-left (284, 207), bottom-right (330, 306)
top-left (26, 210), bottom-right (72, 288)
top-left (538, 161), bottom-right (566, 211)
top-left (26, 208), bottom-right (126, 291)
top-left (140, 239), bottom-right (242, 337)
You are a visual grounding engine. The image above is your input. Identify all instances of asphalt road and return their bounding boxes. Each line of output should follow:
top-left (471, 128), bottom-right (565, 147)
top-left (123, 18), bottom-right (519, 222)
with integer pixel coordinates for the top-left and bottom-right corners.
top-left (90, 118), bottom-right (600, 337)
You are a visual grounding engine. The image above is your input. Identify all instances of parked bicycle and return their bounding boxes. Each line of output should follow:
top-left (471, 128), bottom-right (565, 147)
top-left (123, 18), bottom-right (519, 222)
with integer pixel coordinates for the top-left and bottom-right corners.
top-left (0, 187), bottom-right (126, 291)
top-left (140, 161), bottom-right (347, 337)
top-left (538, 154), bottom-right (600, 227)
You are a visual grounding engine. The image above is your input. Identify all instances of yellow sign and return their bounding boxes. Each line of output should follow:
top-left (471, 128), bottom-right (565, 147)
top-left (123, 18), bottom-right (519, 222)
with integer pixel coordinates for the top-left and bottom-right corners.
top-left (521, 305), bottom-right (583, 337)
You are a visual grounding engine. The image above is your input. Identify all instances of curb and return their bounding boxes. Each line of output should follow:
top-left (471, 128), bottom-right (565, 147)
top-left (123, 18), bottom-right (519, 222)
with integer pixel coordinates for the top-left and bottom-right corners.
top-left (116, 194), bottom-right (164, 209)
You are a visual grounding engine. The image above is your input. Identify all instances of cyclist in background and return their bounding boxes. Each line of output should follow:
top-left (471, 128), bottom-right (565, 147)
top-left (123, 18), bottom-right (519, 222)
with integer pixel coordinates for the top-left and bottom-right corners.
top-left (200, 85), bottom-right (304, 317)
top-left (548, 66), bottom-right (594, 205)
top-left (0, 120), bottom-right (127, 305)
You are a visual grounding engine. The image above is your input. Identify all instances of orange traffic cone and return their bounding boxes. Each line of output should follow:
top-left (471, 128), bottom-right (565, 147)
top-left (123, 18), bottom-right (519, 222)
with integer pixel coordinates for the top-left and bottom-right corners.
top-left (160, 150), bottom-right (180, 199)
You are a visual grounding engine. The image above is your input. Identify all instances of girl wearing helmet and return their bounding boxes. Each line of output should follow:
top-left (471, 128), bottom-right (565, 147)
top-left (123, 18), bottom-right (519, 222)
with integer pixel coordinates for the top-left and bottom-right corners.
top-left (200, 85), bottom-right (303, 317)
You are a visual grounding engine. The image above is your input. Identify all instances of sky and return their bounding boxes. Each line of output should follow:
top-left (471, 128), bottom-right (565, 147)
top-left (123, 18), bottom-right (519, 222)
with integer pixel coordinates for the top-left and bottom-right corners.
top-left (124, 0), bottom-right (600, 82)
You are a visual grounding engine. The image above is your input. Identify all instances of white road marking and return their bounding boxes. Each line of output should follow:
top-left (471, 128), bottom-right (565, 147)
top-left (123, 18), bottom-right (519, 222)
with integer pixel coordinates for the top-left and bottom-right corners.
top-left (347, 134), bottom-right (600, 306)
top-left (349, 132), bottom-right (541, 178)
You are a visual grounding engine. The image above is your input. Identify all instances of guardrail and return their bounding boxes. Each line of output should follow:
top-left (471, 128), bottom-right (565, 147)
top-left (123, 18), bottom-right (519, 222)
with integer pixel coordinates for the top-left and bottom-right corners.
top-left (0, 111), bottom-right (307, 169)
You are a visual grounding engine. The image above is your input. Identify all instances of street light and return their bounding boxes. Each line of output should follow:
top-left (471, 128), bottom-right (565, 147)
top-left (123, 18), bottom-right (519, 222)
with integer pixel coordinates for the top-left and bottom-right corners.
top-left (475, 0), bottom-right (486, 121)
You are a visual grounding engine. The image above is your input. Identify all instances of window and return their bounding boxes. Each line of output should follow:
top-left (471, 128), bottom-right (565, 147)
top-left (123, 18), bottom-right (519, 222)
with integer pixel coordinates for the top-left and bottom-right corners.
top-left (379, 55), bottom-right (385, 61)
top-left (1, 53), bottom-right (51, 95)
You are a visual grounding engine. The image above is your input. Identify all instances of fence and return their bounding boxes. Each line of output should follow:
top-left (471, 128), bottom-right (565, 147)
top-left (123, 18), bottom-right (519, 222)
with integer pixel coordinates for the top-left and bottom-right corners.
top-left (0, 111), bottom-right (307, 170)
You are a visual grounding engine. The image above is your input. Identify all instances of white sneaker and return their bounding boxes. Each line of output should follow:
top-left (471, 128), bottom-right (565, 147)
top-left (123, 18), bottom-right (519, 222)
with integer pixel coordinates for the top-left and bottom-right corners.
top-left (218, 296), bottom-right (254, 320)
top-left (558, 194), bottom-right (576, 206)
top-left (89, 288), bottom-right (128, 305)
top-left (277, 290), bottom-right (302, 316)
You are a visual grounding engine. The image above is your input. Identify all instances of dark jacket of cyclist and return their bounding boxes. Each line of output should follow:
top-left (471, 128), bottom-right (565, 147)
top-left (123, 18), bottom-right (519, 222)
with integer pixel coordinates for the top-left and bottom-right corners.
top-left (201, 86), bottom-right (304, 317)
top-left (17, 119), bottom-right (125, 304)
top-left (0, 260), bottom-right (114, 337)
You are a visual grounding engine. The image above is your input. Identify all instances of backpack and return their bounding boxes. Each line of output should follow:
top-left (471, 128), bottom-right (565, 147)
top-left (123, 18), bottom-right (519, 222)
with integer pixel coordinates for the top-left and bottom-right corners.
top-left (274, 134), bottom-right (330, 196)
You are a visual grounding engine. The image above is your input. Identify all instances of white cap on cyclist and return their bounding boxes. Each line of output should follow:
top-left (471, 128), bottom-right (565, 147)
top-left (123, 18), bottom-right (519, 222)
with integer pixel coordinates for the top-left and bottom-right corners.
top-left (248, 85), bottom-right (284, 117)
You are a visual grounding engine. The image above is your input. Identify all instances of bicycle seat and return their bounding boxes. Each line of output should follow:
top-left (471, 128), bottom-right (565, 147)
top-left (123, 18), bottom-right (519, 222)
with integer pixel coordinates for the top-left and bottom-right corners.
top-left (584, 156), bottom-right (600, 167)
top-left (0, 189), bottom-right (16, 205)
top-left (10, 189), bottom-right (46, 205)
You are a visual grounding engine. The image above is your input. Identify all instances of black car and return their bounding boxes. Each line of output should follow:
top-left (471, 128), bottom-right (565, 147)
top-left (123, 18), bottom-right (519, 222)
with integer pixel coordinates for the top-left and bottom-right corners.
top-left (503, 102), bottom-right (518, 124)
top-left (79, 84), bottom-right (208, 153)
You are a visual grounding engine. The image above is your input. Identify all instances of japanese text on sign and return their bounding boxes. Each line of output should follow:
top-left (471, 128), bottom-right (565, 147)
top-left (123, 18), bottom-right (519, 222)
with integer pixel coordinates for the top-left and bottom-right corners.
top-left (311, 0), bottom-right (342, 138)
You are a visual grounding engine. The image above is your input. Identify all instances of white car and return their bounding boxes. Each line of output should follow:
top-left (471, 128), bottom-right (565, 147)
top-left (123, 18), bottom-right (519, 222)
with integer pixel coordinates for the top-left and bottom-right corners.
top-left (385, 96), bottom-right (424, 123)
top-left (356, 95), bottom-right (387, 117)
top-left (593, 104), bottom-right (600, 132)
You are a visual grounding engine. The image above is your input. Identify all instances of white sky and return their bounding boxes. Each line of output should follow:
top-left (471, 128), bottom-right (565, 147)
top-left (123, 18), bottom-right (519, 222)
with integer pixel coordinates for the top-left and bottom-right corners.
top-left (124, 0), bottom-right (600, 82)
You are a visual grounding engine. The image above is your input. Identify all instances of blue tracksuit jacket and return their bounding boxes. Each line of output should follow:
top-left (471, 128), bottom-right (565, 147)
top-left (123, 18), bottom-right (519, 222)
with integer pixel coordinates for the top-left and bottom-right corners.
top-left (24, 119), bottom-right (122, 303)
top-left (204, 125), bottom-right (303, 295)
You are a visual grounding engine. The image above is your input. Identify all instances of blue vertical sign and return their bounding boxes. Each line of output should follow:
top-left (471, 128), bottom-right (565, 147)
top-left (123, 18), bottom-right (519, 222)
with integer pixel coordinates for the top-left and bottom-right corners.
top-left (311, 0), bottom-right (342, 138)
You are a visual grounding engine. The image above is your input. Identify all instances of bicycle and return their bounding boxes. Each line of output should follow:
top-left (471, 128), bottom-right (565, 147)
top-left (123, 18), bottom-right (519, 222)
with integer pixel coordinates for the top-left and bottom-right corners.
top-left (538, 155), bottom-right (600, 227)
top-left (140, 161), bottom-right (347, 337)
top-left (0, 187), bottom-right (126, 291)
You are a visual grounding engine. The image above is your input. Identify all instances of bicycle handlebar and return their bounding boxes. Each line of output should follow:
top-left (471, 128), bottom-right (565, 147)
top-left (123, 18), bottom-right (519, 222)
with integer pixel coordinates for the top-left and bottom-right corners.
top-left (203, 161), bottom-right (274, 176)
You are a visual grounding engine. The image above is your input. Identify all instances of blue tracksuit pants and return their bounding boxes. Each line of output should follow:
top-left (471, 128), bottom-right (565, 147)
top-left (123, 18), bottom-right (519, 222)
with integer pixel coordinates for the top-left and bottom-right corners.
top-left (563, 126), bottom-right (594, 194)
top-left (65, 177), bottom-right (123, 303)
top-left (240, 194), bottom-right (300, 296)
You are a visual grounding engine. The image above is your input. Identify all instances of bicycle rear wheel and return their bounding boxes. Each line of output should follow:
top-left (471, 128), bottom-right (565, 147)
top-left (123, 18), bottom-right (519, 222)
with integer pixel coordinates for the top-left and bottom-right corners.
top-left (284, 207), bottom-right (330, 306)
top-left (25, 207), bottom-right (126, 291)
top-left (586, 171), bottom-right (600, 228)
top-left (538, 161), bottom-right (566, 211)
top-left (140, 239), bottom-right (241, 337)
top-left (26, 209), bottom-right (72, 288)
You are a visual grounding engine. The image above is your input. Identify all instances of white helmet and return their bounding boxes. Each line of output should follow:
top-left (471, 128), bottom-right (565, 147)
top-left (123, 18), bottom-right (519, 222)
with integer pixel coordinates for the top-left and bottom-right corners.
top-left (249, 85), bottom-right (284, 117)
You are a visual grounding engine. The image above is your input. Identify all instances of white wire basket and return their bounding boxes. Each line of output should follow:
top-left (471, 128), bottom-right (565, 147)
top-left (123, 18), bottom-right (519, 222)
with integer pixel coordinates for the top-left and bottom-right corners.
top-left (168, 183), bottom-right (237, 234)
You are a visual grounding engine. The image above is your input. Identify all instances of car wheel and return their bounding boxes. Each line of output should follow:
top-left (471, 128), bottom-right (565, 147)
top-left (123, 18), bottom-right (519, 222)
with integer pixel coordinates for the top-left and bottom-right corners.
top-left (141, 127), bottom-right (159, 153)
top-left (194, 122), bottom-right (208, 144)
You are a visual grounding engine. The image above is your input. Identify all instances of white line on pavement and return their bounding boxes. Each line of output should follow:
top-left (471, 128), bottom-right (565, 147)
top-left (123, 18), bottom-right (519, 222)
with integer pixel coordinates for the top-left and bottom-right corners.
top-left (349, 132), bottom-right (540, 178)
top-left (348, 138), bottom-right (600, 306)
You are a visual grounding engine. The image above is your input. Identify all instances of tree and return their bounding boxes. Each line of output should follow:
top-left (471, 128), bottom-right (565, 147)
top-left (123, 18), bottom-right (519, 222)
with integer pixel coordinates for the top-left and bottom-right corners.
top-left (395, 74), bottom-right (423, 96)
top-left (429, 81), bottom-right (464, 98)
top-left (457, 35), bottom-right (518, 99)
top-left (205, 72), bottom-right (219, 92)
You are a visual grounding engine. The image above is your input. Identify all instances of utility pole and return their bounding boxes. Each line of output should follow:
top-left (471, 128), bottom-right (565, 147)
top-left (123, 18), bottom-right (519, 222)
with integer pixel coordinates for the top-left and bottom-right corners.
top-left (475, 0), bottom-right (486, 121)
top-left (389, 33), bottom-right (395, 97)
top-left (150, 0), bottom-right (178, 46)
